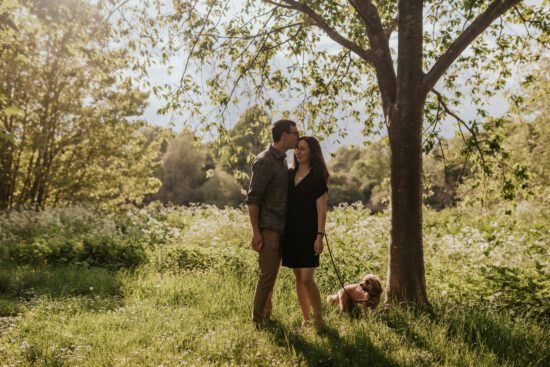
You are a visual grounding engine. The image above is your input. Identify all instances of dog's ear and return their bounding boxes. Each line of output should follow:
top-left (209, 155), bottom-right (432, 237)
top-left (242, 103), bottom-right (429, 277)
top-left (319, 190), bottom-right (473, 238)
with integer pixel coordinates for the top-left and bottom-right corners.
top-left (371, 278), bottom-right (382, 295)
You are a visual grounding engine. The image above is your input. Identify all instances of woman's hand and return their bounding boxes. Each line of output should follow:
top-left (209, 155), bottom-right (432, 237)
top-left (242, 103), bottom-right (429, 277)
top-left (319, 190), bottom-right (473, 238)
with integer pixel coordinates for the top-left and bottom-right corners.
top-left (314, 236), bottom-right (324, 255)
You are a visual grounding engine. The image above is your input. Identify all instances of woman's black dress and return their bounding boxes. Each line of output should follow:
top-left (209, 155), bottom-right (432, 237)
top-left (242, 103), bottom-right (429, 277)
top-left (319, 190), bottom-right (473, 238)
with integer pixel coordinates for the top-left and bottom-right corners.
top-left (282, 169), bottom-right (328, 268)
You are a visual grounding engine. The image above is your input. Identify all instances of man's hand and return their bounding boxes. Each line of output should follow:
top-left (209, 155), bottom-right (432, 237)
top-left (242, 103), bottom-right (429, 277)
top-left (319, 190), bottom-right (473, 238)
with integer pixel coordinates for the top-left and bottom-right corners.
top-left (251, 232), bottom-right (264, 252)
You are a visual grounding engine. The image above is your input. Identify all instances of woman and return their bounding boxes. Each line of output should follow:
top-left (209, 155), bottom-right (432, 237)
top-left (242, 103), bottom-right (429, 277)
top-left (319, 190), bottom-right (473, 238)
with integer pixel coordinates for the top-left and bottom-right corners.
top-left (282, 136), bottom-right (329, 329)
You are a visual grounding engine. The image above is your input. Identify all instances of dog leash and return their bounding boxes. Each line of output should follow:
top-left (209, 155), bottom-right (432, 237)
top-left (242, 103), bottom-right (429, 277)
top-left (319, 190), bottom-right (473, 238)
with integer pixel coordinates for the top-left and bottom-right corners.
top-left (324, 232), bottom-right (367, 303)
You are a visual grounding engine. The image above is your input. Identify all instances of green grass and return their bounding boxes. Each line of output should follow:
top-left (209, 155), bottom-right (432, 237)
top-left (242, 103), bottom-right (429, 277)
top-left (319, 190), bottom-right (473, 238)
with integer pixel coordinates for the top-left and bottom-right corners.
top-left (0, 203), bottom-right (548, 366)
top-left (0, 266), bottom-right (548, 366)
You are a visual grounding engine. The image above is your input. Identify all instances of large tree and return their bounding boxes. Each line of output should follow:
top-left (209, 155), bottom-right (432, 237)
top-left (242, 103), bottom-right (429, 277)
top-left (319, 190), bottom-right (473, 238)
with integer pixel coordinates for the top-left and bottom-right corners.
top-left (113, 0), bottom-right (548, 307)
top-left (0, 0), bottom-right (160, 209)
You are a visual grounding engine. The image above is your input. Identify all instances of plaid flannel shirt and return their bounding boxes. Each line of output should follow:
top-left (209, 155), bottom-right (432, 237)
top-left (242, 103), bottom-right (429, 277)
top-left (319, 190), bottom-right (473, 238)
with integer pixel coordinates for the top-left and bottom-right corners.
top-left (244, 145), bottom-right (288, 233)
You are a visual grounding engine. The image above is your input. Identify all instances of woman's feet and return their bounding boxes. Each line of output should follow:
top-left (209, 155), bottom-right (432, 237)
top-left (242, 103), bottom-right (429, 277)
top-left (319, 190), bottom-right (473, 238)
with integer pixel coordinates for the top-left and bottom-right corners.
top-left (301, 319), bottom-right (312, 328)
top-left (301, 318), bottom-right (325, 332)
top-left (313, 318), bottom-right (325, 332)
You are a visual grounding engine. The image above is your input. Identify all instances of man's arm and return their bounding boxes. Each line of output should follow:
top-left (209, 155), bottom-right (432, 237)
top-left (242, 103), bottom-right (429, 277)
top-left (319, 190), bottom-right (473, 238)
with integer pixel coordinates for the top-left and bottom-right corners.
top-left (247, 204), bottom-right (263, 252)
top-left (244, 157), bottom-right (272, 252)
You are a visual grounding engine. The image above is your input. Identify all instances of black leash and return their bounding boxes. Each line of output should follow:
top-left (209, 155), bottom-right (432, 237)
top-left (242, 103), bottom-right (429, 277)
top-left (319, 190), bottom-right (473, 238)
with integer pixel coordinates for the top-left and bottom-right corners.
top-left (324, 232), bottom-right (365, 303)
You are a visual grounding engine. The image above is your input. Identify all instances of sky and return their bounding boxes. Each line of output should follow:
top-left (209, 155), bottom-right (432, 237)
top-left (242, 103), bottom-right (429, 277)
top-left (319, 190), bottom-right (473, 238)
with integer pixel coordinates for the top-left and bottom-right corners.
top-left (135, 0), bottom-right (543, 156)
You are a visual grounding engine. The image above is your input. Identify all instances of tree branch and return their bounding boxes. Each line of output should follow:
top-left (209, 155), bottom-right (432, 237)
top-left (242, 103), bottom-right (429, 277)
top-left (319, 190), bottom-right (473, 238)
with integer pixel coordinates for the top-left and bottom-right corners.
top-left (179, 0), bottom-right (218, 87)
top-left (268, 0), bottom-right (377, 65)
top-left (431, 88), bottom-right (487, 169)
top-left (219, 25), bottom-right (305, 119)
top-left (104, 0), bottom-right (132, 22)
top-left (263, 0), bottom-right (295, 10)
top-left (348, 0), bottom-right (388, 42)
top-left (203, 22), bottom-right (304, 40)
top-left (347, 0), bottom-right (396, 65)
top-left (348, 0), bottom-right (397, 111)
top-left (384, 17), bottom-right (398, 39)
top-left (513, 5), bottom-right (548, 47)
top-left (422, 0), bottom-right (522, 96)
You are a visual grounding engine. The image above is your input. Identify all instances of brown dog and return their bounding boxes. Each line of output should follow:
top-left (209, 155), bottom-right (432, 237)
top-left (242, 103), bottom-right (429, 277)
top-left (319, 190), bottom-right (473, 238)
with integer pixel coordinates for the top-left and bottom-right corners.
top-left (327, 274), bottom-right (382, 312)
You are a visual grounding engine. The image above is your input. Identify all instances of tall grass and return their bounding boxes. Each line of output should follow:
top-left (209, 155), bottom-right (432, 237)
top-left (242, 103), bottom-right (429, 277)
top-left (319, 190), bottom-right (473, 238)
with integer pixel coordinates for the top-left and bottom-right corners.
top-left (0, 203), bottom-right (548, 366)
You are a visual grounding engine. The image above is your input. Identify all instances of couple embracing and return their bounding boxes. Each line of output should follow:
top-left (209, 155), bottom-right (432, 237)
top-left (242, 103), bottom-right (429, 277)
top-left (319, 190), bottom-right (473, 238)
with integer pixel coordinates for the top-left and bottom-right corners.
top-left (245, 119), bottom-right (329, 330)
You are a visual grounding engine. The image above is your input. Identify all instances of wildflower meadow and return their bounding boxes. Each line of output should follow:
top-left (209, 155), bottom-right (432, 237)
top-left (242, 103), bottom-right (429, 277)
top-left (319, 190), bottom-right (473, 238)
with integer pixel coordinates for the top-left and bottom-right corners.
top-left (0, 203), bottom-right (548, 366)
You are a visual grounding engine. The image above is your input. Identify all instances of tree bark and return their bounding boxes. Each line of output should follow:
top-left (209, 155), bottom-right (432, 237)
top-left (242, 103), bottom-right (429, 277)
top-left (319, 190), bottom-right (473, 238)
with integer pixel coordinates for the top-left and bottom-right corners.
top-left (385, 0), bottom-right (430, 308)
top-left (0, 136), bottom-right (14, 209)
top-left (0, 79), bottom-right (16, 209)
top-left (387, 101), bottom-right (429, 308)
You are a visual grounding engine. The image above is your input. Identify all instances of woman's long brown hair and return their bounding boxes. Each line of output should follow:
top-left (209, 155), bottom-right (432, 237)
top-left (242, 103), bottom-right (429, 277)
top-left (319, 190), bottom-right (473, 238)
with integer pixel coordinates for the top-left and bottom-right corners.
top-left (292, 136), bottom-right (330, 182)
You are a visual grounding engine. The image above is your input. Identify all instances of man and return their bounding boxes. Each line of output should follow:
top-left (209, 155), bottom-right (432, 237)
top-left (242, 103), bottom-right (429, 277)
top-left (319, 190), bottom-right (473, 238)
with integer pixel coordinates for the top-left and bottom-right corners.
top-left (245, 119), bottom-right (299, 325)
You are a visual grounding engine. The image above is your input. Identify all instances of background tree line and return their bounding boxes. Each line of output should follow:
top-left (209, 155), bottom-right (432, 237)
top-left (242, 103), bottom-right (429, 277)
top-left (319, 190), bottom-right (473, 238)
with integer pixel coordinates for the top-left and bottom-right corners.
top-left (150, 66), bottom-right (550, 210)
top-left (1, 0), bottom-right (548, 212)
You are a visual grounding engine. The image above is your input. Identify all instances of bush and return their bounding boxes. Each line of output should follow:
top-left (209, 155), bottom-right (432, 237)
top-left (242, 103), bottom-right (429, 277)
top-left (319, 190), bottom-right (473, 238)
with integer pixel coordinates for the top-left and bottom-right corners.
top-left (481, 264), bottom-right (549, 318)
top-left (2, 236), bottom-right (145, 270)
top-left (0, 206), bottom-right (146, 270)
top-left (80, 237), bottom-right (146, 270)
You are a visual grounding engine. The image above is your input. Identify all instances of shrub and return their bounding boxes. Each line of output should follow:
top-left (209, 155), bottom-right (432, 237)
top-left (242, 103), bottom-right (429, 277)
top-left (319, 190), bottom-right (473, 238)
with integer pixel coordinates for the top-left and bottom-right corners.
top-left (0, 206), bottom-right (146, 269)
top-left (80, 237), bottom-right (146, 270)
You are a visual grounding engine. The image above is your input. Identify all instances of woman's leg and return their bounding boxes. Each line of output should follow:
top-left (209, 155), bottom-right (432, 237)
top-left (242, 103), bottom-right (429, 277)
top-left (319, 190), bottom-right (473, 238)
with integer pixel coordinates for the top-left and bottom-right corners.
top-left (293, 268), bottom-right (311, 323)
top-left (300, 268), bottom-right (324, 327)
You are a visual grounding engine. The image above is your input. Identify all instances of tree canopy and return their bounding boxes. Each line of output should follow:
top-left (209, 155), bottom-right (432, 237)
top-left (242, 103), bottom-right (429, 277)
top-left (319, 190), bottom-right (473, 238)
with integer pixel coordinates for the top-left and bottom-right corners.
top-left (110, 0), bottom-right (547, 140)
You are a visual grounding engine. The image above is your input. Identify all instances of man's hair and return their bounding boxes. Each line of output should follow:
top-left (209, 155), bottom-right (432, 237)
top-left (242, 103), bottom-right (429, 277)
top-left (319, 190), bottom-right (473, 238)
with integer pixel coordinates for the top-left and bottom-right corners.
top-left (271, 119), bottom-right (297, 142)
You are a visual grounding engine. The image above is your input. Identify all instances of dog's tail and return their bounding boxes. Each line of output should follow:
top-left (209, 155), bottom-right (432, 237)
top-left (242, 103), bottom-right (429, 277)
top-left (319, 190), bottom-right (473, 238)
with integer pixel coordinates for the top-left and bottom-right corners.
top-left (327, 294), bottom-right (339, 305)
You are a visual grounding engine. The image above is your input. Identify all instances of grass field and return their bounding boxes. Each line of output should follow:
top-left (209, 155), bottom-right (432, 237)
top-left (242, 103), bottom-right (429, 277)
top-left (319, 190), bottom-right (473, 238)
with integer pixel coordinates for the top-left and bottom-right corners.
top-left (0, 203), bottom-right (548, 366)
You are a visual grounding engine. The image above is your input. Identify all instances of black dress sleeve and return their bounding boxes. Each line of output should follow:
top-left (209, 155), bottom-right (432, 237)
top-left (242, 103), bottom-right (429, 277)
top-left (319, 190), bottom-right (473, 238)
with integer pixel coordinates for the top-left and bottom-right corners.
top-left (313, 175), bottom-right (328, 200)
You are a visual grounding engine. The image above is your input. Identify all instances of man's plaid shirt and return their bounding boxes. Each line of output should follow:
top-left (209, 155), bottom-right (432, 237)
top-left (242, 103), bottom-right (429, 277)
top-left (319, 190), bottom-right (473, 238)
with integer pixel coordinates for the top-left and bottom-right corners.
top-left (244, 145), bottom-right (288, 234)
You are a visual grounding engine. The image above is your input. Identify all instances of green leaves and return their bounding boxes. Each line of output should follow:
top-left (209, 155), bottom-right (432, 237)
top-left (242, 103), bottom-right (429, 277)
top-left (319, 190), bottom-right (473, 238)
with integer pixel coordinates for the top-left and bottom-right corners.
top-left (0, 0), bottom-right (161, 209)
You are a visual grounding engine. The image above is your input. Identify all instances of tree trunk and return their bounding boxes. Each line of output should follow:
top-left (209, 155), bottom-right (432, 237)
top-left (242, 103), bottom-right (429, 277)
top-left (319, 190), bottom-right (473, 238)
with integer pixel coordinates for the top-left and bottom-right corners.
top-left (384, 0), bottom-right (430, 309)
top-left (0, 141), bottom-right (13, 209)
top-left (386, 100), bottom-right (430, 308)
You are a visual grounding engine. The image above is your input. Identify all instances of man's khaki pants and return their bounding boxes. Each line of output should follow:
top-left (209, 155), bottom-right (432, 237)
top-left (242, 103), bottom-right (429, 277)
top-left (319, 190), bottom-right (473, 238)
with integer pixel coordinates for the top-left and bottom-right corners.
top-left (252, 229), bottom-right (282, 323)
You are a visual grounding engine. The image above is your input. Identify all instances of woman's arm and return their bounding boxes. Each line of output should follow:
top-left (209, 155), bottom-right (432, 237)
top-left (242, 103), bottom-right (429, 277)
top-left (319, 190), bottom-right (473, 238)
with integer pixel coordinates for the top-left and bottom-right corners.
top-left (314, 192), bottom-right (327, 255)
top-left (316, 192), bottom-right (328, 234)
